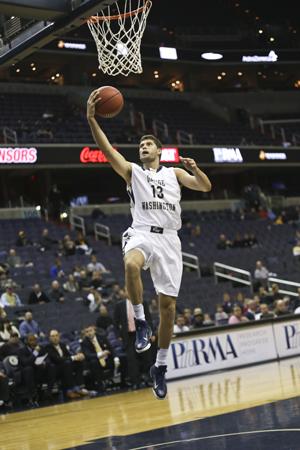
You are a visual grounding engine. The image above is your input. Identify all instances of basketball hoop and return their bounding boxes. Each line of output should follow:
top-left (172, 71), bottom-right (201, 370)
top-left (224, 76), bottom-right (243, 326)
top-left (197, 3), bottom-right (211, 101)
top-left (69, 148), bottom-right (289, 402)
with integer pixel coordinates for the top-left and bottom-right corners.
top-left (87, 0), bottom-right (152, 77)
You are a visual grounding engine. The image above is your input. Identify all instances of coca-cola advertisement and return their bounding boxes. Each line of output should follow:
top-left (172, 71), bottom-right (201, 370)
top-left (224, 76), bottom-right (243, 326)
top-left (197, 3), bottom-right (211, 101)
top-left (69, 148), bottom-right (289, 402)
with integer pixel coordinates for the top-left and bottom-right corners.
top-left (80, 146), bottom-right (110, 164)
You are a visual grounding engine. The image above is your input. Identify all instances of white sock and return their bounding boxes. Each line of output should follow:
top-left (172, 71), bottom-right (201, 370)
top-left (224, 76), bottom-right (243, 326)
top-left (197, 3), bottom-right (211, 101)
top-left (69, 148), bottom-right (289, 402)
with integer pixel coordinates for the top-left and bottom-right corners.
top-left (155, 348), bottom-right (169, 367)
top-left (133, 303), bottom-right (145, 321)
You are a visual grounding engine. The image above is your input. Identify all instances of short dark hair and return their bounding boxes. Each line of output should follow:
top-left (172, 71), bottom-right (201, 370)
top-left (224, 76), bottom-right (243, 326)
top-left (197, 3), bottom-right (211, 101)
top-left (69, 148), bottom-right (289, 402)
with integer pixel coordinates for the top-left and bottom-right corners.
top-left (139, 134), bottom-right (162, 150)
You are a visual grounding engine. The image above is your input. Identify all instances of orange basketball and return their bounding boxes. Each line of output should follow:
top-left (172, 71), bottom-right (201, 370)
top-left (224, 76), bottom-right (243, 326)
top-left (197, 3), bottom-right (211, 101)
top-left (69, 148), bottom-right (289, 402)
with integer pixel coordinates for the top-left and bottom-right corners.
top-left (95, 86), bottom-right (124, 118)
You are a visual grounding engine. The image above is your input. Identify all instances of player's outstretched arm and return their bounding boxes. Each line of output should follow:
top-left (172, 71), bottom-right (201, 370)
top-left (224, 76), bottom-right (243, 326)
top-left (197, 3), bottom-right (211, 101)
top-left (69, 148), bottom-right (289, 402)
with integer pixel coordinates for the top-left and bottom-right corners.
top-left (87, 89), bottom-right (132, 183)
top-left (174, 157), bottom-right (212, 192)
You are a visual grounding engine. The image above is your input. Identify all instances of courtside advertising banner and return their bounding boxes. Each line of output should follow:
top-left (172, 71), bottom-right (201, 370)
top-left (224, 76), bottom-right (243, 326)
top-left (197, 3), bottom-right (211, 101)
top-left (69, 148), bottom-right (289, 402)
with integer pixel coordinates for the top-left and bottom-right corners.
top-left (1, 145), bottom-right (300, 167)
top-left (273, 319), bottom-right (300, 358)
top-left (166, 324), bottom-right (277, 379)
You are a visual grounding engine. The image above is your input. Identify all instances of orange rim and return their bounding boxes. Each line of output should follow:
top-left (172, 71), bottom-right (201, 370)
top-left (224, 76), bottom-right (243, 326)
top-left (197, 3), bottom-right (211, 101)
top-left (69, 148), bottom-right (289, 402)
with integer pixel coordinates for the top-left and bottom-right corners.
top-left (87, 0), bottom-right (151, 23)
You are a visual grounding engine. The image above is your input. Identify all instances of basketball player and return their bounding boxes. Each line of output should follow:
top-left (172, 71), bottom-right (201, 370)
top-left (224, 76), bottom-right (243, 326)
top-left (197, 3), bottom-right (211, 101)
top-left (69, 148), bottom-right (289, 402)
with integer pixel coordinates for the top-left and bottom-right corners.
top-left (87, 90), bottom-right (212, 399)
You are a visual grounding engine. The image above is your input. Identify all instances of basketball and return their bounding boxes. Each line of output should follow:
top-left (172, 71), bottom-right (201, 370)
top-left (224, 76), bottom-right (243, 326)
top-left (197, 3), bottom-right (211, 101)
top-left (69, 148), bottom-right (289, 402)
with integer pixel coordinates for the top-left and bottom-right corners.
top-left (95, 86), bottom-right (124, 118)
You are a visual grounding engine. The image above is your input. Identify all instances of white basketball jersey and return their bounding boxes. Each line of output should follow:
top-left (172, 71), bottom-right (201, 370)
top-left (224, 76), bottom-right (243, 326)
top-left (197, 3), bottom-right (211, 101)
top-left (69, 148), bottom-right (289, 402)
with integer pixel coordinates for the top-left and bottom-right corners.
top-left (127, 163), bottom-right (182, 230)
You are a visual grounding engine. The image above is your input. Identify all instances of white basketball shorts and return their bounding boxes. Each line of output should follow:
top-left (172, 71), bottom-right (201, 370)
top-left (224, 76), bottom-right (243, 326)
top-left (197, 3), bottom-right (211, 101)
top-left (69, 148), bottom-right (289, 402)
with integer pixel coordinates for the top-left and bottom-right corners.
top-left (122, 226), bottom-right (183, 297)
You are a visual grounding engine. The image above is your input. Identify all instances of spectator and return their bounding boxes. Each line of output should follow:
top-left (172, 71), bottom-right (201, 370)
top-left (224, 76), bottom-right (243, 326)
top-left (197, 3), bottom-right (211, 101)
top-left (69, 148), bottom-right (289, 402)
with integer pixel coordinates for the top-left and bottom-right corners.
top-left (28, 284), bottom-right (50, 305)
top-left (0, 285), bottom-right (22, 307)
top-left (214, 304), bottom-right (228, 325)
top-left (234, 291), bottom-right (245, 308)
top-left (50, 258), bottom-right (65, 279)
top-left (274, 299), bottom-right (290, 317)
top-left (232, 233), bottom-right (243, 248)
top-left (90, 271), bottom-right (103, 292)
top-left (258, 286), bottom-right (271, 305)
top-left (191, 307), bottom-right (204, 327)
top-left (258, 303), bottom-right (275, 320)
top-left (174, 315), bottom-right (190, 333)
top-left (63, 275), bottom-right (79, 293)
top-left (0, 333), bottom-right (37, 405)
top-left (96, 305), bottom-right (113, 331)
top-left (244, 299), bottom-right (259, 321)
top-left (75, 232), bottom-right (93, 255)
top-left (19, 311), bottom-right (44, 339)
top-left (248, 233), bottom-right (258, 247)
top-left (45, 329), bottom-right (88, 399)
top-left (269, 283), bottom-right (282, 303)
top-left (48, 281), bottom-right (64, 303)
top-left (86, 288), bottom-right (102, 313)
top-left (217, 234), bottom-right (231, 250)
top-left (6, 248), bottom-right (22, 268)
top-left (39, 228), bottom-right (57, 252)
top-left (62, 235), bottom-right (76, 257)
top-left (18, 334), bottom-right (55, 399)
top-left (0, 319), bottom-right (20, 344)
top-left (202, 313), bottom-right (214, 327)
top-left (78, 270), bottom-right (91, 292)
top-left (222, 292), bottom-right (233, 314)
top-left (254, 260), bottom-right (269, 289)
top-left (16, 230), bottom-right (32, 247)
top-left (72, 265), bottom-right (83, 279)
top-left (228, 305), bottom-right (249, 325)
top-left (81, 325), bottom-right (118, 391)
top-left (87, 254), bottom-right (107, 275)
top-left (183, 308), bottom-right (193, 327)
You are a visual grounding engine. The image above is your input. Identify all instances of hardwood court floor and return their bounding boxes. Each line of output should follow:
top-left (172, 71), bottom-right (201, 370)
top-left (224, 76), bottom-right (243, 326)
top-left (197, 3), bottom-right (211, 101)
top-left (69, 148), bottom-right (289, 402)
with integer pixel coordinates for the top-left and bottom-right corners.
top-left (1, 357), bottom-right (300, 450)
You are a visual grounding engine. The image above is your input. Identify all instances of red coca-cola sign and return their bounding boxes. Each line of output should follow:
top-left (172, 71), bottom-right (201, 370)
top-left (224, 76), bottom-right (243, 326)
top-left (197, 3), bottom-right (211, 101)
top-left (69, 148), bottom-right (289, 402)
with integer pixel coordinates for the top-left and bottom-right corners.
top-left (80, 146), bottom-right (109, 163)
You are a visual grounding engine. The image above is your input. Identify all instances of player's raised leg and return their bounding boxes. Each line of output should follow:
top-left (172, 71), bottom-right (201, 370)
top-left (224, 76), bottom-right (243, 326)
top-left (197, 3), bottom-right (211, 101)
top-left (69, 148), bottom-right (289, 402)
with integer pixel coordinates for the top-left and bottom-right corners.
top-left (150, 293), bottom-right (176, 399)
top-left (124, 249), bottom-right (152, 353)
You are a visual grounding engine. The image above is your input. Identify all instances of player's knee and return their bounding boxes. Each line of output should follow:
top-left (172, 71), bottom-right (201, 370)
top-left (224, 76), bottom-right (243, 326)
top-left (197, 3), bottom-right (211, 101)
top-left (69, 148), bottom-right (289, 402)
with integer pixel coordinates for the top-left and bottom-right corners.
top-left (125, 258), bottom-right (141, 276)
top-left (160, 299), bottom-right (176, 316)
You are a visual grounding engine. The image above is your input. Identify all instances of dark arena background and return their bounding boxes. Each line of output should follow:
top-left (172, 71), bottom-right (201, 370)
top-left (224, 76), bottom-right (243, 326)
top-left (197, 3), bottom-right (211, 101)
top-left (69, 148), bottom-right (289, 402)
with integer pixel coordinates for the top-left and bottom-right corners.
top-left (1, 1), bottom-right (300, 449)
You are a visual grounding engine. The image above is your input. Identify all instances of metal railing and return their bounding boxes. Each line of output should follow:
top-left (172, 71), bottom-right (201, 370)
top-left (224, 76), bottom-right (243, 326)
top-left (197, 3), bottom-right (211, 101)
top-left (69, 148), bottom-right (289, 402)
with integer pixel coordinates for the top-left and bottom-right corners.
top-left (152, 119), bottom-right (169, 140)
top-left (182, 252), bottom-right (201, 278)
top-left (94, 222), bottom-right (111, 245)
top-left (268, 277), bottom-right (300, 297)
top-left (213, 262), bottom-right (253, 293)
top-left (2, 127), bottom-right (17, 144)
top-left (70, 214), bottom-right (86, 236)
top-left (176, 129), bottom-right (194, 145)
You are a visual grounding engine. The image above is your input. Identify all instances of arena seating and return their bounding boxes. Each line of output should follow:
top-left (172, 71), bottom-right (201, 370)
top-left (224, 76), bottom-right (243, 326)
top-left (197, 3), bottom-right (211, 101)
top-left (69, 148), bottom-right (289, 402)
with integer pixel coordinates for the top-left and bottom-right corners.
top-left (0, 207), bottom-right (298, 409)
top-left (0, 93), bottom-right (277, 146)
top-left (1, 207), bottom-right (299, 312)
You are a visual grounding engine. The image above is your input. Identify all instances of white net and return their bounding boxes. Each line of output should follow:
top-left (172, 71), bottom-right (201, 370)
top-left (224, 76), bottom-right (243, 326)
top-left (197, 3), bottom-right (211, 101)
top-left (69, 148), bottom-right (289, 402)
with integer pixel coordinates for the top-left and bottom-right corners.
top-left (87, 0), bottom-right (152, 77)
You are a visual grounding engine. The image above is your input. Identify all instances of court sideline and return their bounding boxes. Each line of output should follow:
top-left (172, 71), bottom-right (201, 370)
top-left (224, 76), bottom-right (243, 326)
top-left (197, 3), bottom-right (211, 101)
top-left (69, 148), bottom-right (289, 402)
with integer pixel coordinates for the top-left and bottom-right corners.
top-left (1, 356), bottom-right (300, 449)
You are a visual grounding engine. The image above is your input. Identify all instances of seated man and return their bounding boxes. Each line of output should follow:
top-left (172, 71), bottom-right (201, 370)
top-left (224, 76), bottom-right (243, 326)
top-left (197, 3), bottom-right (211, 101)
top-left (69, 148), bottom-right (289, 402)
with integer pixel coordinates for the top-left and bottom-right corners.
top-left (81, 325), bottom-right (119, 391)
top-left (87, 255), bottom-right (107, 275)
top-left (0, 332), bottom-right (37, 405)
top-left (45, 329), bottom-right (87, 399)
top-left (16, 230), bottom-right (33, 247)
top-left (217, 234), bottom-right (231, 250)
top-left (48, 281), bottom-right (64, 303)
top-left (18, 334), bottom-right (55, 399)
top-left (19, 311), bottom-right (45, 339)
top-left (6, 248), bottom-right (23, 268)
top-left (0, 285), bottom-right (22, 307)
top-left (39, 228), bottom-right (57, 252)
top-left (28, 284), bottom-right (50, 305)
